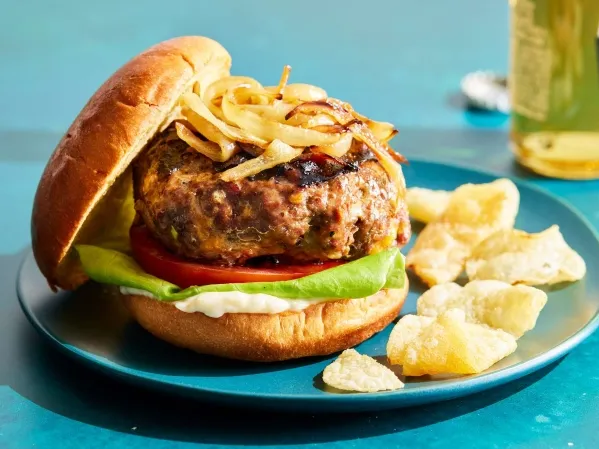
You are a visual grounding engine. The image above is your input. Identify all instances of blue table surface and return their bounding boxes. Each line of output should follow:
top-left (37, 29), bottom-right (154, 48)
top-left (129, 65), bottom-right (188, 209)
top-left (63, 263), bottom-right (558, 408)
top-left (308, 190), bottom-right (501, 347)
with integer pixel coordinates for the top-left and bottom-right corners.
top-left (1, 1), bottom-right (599, 448)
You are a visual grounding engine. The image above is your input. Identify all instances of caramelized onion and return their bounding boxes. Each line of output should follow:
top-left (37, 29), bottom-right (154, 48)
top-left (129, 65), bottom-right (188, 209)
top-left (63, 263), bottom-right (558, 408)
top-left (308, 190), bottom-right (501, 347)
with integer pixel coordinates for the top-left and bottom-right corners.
top-left (240, 101), bottom-right (295, 122)
top-left (220, 139), bottom-right (303, 182)
top-left (347, 120), bottom-right (407, 164)
top-left (183, 109), bottom-right (238, 156)
top-left (347, 120), bottom-right (406, 207)
top-left (286, 113), bottom-right (336, 128)
top-left (194, 69), bottom-right (228, 98)
top-left (287, 101), bottom-right (406, 163)
top-left (310, 124), bottom-right (347, 134)
top-left (182, 92), bottom-right (268, 148)
top-left (274, 65), bottom-right (292, 95)
top-left (282, 84), bottom-right (327, 102)
top-left (177, 66), bottom-right (405, 182)
top-left (349, 109), bottom-right (397, 142)
top-left (368, 122), bottom-right (398, 142)
top-left (311, 132), bottom-right (353, 157)
top-left (231, 87), bottom-right (282, 104)
top-left (202, 76), bottom-right (262, 119)
top-left (175, 122), bottom-right (232, 162)
top-left (221, 87), bottom-right (344, 147)
top-left (286, 100), bottom-right (351, 124)
top-left (324, 98), bottom-right (398, 142)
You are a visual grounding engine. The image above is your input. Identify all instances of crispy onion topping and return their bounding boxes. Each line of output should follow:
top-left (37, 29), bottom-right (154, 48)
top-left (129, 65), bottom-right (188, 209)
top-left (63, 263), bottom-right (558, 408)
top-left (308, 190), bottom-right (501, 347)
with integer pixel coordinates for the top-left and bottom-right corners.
top-left (179, 66), bottom-right (405, 184)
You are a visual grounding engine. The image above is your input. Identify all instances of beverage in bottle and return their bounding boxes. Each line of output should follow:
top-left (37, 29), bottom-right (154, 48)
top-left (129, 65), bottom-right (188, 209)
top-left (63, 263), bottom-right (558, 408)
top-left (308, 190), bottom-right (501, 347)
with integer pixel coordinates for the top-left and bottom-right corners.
top-left (510, 0), bottom-right (599, 179)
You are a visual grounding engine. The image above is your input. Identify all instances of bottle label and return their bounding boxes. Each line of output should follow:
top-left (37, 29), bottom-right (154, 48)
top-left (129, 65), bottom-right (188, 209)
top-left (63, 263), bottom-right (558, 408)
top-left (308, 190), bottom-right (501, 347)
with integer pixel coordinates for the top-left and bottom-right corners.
top-left (510, 0), bottom-right (552, 121)
top-left (510, 0), bottom-right (599, 133)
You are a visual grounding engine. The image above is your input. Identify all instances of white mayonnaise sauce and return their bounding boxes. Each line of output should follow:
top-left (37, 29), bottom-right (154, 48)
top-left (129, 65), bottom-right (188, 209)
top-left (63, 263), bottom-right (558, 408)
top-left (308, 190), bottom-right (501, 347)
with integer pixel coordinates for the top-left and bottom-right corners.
top-left (120, 287), bottom-right (322, 318)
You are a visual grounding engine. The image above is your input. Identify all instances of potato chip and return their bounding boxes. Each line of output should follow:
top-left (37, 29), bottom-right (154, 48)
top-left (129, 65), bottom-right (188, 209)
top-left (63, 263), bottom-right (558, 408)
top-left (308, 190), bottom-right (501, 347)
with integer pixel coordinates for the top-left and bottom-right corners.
top-left (385, 314), bottom-right (435, 365)
top-left (406, 187), bottom-right (452, 223)
top-left (322, 349), bottom-right (404, 393)
top-left (416, 280), bottom-right (547, 338)
top-left (466, 225), bottom-right (586, 285)
top-left (440, 179), bottom-right (520, 228)
top-left (387, 309), bottom-right (517, 376)
top-left (405, 223), bottom-right (486, 286)
top-left (407, 179), bottom-right (520, 286)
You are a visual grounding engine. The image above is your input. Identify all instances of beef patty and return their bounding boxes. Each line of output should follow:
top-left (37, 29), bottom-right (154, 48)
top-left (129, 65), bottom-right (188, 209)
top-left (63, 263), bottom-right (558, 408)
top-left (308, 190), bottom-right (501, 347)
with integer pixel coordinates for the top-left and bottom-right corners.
top-left (133, 127), bottom-right (411, 265)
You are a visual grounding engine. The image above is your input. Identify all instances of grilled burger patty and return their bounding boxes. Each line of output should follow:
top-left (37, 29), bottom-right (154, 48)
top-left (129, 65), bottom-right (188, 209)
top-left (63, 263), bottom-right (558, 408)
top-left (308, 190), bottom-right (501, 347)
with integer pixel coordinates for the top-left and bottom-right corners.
top-left (133, 127), bottom-right (410, 265)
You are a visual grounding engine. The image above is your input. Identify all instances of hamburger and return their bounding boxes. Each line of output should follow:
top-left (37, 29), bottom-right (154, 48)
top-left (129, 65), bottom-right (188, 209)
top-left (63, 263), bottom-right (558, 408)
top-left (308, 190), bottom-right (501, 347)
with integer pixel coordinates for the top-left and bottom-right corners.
top-left (31, 36), bottom-right (411, 362)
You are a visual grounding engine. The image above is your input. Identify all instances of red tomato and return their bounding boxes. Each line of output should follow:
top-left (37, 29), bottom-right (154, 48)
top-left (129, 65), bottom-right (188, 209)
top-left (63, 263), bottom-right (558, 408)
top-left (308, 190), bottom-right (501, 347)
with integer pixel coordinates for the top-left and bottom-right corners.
top-left (130, 226), bottom-right (343, 288)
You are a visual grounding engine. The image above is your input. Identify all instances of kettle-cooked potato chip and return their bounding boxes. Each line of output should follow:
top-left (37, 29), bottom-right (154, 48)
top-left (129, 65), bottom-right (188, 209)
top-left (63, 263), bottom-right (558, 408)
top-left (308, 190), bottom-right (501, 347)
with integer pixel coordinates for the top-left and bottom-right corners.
top-left (323, 349), bottom-right (404, 393)
top-left (387, 309), bottom-right (517, 376)
top-left (406, 187), bottom-right (452, 223)
top-left (465, 225), bottom-right (586, 285)
top-left (416, 280), bottom-right (547, 338)
top-left (407, 179), bottom-right (520, 286)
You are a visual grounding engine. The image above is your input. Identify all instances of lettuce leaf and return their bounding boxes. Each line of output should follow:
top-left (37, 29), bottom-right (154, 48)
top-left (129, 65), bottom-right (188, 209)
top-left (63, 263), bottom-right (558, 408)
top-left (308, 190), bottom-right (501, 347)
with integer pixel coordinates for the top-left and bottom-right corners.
top-left (75, 245), bottom-right (405, 302)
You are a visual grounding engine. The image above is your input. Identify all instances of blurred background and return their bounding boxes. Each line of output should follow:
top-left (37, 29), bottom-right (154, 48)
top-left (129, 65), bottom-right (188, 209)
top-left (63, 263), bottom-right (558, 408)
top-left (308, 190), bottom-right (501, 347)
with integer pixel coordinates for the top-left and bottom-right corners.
top-left (0, 1), bottom-right (508, 131)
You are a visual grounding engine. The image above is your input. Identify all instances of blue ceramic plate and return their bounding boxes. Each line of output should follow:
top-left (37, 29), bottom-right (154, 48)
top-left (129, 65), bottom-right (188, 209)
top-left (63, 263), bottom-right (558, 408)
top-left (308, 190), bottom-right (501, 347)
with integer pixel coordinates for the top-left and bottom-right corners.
top-left (18, 160), bottom-right (599, 413)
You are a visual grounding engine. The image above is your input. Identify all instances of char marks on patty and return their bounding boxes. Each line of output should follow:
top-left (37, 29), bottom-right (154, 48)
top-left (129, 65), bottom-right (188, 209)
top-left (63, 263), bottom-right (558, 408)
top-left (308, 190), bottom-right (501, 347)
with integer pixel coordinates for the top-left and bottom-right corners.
top-left (133, 126), bottom-right (410, 265)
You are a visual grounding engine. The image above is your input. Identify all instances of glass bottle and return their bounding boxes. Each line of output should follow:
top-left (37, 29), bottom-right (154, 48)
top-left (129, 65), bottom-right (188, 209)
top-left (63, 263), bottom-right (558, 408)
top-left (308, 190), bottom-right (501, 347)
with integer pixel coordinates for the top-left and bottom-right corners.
top-left (509, 0), bottom-right (599, 179)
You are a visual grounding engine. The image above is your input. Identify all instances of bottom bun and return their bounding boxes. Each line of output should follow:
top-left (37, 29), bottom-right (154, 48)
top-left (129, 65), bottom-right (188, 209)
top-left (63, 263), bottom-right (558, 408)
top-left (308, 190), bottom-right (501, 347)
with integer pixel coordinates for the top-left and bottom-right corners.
top-left (121, 278), bottom-right (408, 362)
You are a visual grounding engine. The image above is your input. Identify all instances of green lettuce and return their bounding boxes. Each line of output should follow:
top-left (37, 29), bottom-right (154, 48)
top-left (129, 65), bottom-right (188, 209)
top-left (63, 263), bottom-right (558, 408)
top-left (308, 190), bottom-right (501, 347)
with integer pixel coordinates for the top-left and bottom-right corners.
top-left (75, 245), bottom-right (405, 302)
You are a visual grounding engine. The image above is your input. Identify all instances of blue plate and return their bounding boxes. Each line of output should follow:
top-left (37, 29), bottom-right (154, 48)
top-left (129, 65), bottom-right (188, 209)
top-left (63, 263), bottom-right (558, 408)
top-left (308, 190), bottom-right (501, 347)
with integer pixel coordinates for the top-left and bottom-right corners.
top-left (17, 160), bottom-right (599, 413)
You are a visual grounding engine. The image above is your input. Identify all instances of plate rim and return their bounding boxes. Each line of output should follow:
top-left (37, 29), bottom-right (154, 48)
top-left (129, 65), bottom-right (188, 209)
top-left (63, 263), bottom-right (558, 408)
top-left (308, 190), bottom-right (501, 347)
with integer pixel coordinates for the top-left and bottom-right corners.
top-left (18, 158), bottom-right (599, 409)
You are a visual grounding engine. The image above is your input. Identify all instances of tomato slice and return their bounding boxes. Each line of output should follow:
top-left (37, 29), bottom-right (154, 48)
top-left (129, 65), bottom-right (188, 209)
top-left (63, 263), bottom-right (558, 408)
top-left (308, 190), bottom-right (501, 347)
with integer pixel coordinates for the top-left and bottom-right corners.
top-left (130, 226), bottom-right (343, 288)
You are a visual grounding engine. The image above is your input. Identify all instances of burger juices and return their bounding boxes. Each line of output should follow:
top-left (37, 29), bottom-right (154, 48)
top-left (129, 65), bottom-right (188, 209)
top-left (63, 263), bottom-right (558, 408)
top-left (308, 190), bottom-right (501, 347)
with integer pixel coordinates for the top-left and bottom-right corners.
top-left (31, 37), bottom-right (410, 362)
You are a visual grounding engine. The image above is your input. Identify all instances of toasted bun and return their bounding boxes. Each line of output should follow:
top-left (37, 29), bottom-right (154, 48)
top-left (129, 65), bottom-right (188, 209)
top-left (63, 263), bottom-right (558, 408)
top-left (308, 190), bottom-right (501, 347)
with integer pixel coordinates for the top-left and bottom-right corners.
top-left (32, 37), bottom-right (231, 290)
top-left (121, 281), bottom-right (408, 362)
